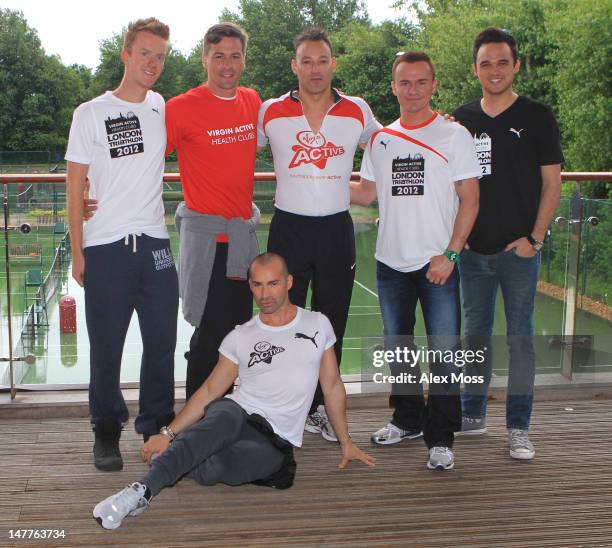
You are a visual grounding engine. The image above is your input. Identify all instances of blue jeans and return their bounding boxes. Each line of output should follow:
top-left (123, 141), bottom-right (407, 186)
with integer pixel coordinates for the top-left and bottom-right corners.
top-left (377, 261), bottom-right (462, 448)
top-left (459, 248), bottom-right (539, 430)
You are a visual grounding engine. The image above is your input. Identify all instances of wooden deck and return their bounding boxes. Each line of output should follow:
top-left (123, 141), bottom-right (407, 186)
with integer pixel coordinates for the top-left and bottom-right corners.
top-left (1, 399), bottom-right (612, 547)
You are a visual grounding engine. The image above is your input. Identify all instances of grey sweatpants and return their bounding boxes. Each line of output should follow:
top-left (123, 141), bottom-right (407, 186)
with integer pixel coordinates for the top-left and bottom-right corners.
top-left (140, 399), bottom-right (284, 496)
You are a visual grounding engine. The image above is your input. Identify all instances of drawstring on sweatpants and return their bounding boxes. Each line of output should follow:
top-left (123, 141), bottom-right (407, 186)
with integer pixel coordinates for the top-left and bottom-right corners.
top-left (124, 233), bottom-right (142, 253)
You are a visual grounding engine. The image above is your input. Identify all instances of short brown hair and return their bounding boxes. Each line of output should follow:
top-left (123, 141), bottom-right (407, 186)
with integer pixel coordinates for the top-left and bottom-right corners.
top-left (392, 51), bottom-right (436, 80)
top-left (294, 27), bottom-right (332, 55)
top-left (203, 22), bottom-right (248, 55)
top-left (123, 18), bottom-right (170, 52)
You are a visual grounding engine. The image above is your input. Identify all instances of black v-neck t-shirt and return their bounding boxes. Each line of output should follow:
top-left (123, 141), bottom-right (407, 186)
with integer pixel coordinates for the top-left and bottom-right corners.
top-left (453, 96), bottom-right (563, 254)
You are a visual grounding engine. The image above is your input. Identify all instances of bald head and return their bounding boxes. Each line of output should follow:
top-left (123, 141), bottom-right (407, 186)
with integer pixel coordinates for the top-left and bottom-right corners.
top-left (248, 252), bottom-right (293, 315)
top-left (248, 252), bottom-right (288, 278)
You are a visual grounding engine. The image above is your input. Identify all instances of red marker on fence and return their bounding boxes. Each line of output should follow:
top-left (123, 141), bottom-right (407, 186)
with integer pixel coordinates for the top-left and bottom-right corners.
top-left (59, 295), bottom-right (76, 333)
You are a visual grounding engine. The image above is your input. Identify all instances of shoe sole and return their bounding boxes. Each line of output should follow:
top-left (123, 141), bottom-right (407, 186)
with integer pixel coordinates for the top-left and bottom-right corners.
top-left (304, 425), bottom-right (323, 434)
top-left (371, 431), bottom-right (423, 445)
top-left (510, 450), bottom-right (535, 460)
top-left (321, 431), bottom-right (338, 443)
top-left (427, 461), bottom-right (455, 470)
top-left (455, 427), bottom-right (487, 437)
top-left (94, 460), bottom-right (123, 472)
top-left (93, 510), bottom-right (121, 530)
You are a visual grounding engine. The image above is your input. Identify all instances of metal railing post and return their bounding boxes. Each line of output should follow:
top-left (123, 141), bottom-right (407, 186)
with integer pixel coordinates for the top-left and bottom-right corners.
top-left (560, 186), bottom-right (583, 379)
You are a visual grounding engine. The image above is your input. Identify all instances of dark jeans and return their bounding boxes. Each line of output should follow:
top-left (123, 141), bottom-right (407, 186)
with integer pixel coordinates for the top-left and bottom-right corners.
top-left (84, 235), bottom-right (178, 436)
top-left (268, 208), bottom-right (355, 413)
top-left (186, 243), bottom-right (253, 399)
top-left (459, 248), bottom-right (539, 430)
top-left (140, 399), bottom-right (284, 496)
top-left (377, 261), bottom-right (462, 448)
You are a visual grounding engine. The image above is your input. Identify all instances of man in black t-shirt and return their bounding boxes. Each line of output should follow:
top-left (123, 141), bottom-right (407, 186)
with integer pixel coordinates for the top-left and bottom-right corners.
top-left (453, 28), bottom-right (563, 460)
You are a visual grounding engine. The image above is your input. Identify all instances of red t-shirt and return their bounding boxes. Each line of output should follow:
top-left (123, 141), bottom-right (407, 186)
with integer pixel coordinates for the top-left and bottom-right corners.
top-left (166, 85), bottom-right (261, 222)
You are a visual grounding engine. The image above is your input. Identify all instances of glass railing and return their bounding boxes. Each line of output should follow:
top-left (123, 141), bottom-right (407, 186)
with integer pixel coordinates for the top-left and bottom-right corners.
top-left (0, 172), bottom-right (610, 399)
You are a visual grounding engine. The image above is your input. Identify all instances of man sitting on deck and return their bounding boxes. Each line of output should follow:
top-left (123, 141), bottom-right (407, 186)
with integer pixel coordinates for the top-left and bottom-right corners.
top-left (93, 252), bottom-right (374, 530)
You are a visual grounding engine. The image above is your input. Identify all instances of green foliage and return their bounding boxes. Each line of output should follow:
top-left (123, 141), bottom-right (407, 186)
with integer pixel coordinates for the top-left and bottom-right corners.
top-left (0, 9), bottom-right (89, 153)
top-left (547, 0), bottom-right (612, 198)
top-left (335, 20), bottom-right (418, 125)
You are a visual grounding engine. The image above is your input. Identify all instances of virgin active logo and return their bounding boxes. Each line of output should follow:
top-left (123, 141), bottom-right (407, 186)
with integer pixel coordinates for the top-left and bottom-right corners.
top-left (288, 130), bottom-right (345, 169)
top-left (248, 341), bottom-right (286, 367)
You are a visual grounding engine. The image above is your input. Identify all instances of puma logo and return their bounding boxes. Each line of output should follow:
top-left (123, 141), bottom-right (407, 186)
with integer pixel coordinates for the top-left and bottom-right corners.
top-left (509, 128), bottom-right (524, 138)
top-left (152, 108), bottom-right (160, 115)
top-left (295, 331), bottom-right (318, 348)
top-left (380, 139), bottom-right (390, 149)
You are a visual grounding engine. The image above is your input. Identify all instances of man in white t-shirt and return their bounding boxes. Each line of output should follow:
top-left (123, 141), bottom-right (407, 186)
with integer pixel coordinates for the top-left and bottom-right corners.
top-left (257, 28), bottom-right (380, 440)
top-left (351, 52), bottom-right (480, 470)
top-left (92, 252), bottom-right (374, 530)
top-left (66, 19), bottom-right (178, 472)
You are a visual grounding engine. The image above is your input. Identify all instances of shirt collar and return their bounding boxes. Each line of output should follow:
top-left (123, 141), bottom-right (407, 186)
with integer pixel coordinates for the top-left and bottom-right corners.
top-left (289, 87), bottom-right (342, 103)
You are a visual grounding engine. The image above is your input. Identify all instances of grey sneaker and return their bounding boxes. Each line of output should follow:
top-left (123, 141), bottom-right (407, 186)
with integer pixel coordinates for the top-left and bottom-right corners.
top-left (93, 482), bottom-right (150, 530)
top-left (455, 416), bottom-right (487, 436)
top-left (508, 429), bottom-right (535, 460)
top-left (305, 405), bottom-right (338, 442)
top-left (371, 422), bottom-right (423, 445)
top-left (427, 446), bottom-right (455, 470)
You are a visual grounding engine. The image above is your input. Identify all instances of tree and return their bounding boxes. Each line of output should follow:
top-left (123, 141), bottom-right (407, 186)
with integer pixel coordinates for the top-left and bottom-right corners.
top-left (221, 0), bottom-right (369, 99)
top-left (0, 9), bottom-right (88, 153)
top-left (335, 19), bottom-right (418, 125)
top-left (548, 0), bottom-right (611, 197)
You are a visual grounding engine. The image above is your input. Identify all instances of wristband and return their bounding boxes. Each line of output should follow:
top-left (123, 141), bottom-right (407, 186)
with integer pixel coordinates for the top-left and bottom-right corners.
top-left (443, 249), bottom-right (460, 263)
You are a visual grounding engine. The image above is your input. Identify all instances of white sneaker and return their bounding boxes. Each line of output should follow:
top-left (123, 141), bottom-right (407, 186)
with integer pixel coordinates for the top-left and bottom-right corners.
top-left (93, 482), bottom-right (150, 530)
top-left (304, 405), bottom-right (338, 442)
top-left (508, 429), bottom-right (535, 460)
top-left (371, 422), bottom-right (423, 445)
top-left (427, 446), bottom-right (455, 470)
top-left (455, 416), bottom-right (487, 436)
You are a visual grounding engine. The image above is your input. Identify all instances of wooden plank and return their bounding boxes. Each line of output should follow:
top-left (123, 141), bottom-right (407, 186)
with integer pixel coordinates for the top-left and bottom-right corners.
top-left (1, 400), bottom-right (611, 547)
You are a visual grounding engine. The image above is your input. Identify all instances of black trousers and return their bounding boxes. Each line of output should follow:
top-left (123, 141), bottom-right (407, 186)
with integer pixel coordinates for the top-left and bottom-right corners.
top-left (185, 244), bottom-right (252, 399)
top-left (267, 208), bottom-right (355, 413)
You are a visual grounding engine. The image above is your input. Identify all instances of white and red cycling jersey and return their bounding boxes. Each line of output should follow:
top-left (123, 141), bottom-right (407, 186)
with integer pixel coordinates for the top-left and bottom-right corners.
top-left (257, 89), bottom-right (380, 216)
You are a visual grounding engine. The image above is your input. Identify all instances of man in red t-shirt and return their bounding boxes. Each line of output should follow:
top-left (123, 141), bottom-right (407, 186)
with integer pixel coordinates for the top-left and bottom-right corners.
top-left (166, 23), bottom-right (261, 398)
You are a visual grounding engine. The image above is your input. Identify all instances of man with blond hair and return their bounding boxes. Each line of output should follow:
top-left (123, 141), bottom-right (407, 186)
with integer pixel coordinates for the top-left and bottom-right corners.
top-left (66, 18), bottom-right (178, 472)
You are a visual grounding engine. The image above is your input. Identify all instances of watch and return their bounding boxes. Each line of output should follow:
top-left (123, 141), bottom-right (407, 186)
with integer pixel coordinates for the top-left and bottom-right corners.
top-left (159, 426), bottom-right (176, 441)
top-left (527, 235), bottom-right (544, 252)
top-left (443, 249), bottom-right (460, 263)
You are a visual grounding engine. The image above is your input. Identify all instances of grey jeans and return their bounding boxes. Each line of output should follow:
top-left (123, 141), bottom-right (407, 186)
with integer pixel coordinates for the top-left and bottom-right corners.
top-left (140, 398), bottom-right (284, 496)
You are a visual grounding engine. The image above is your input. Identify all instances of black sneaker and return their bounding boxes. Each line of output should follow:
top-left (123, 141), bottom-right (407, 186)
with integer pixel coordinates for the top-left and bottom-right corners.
top-left (93, 419), bottom-right (123, 472)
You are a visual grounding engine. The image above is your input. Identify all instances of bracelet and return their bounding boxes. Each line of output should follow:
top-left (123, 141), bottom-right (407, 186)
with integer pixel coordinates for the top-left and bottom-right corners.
top-left (159, 426), bottom-right (176, 441)
top-left (443, 249), bottom-right (460, 263)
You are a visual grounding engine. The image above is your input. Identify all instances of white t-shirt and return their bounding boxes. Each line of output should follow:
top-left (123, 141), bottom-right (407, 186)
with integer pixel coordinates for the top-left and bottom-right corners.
top-left (65, 90), bottom-right (168, 247)
top-left (258, 90), bottom-right (380, 216)
top-left (360, 114), bottom-right (481, 272)
top-left (220, 307), bottom-right (336, 447)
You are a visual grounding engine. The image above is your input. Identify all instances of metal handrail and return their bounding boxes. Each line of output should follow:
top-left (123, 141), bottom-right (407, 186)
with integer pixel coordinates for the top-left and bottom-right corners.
top-left (0, 172), bottom-right (611, 184)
